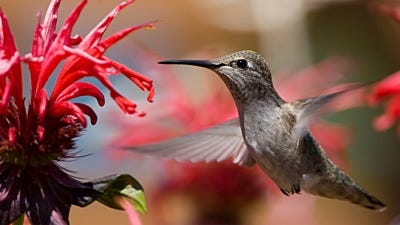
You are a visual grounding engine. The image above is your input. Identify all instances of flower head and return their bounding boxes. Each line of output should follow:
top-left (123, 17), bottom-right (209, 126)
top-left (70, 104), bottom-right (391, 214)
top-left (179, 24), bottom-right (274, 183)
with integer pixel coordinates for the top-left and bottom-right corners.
top-left (0, 0), bottom-right (153, 224)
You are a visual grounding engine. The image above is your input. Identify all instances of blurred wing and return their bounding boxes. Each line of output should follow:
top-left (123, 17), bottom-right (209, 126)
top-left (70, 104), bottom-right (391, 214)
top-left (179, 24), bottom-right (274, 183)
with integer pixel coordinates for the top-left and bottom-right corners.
top-left (125, 118), bottom-right (255, 166)
top-left (292, 83), bottom-right (365, 138)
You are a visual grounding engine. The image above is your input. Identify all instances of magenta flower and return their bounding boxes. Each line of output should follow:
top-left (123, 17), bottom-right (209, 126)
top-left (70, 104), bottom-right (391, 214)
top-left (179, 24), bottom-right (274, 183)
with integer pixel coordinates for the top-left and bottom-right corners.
top-left (0, 0), bottom-right (153, 224)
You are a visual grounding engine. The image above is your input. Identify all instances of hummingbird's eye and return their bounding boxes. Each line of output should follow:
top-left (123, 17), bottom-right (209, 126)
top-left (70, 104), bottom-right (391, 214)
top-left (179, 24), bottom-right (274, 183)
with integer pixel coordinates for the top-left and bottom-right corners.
top-left (235, 59), bottom-right (248, 69)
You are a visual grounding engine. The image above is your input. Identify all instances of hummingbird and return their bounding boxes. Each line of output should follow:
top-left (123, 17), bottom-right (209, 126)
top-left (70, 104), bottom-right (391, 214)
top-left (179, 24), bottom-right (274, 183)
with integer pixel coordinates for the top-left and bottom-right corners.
top-left (128, 50), bottom-right (386, 211)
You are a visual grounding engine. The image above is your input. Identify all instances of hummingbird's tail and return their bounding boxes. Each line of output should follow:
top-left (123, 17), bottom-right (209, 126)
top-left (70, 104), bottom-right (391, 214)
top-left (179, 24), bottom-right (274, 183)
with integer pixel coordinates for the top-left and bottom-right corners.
top-left (301, 167), bottom-right (386, 211)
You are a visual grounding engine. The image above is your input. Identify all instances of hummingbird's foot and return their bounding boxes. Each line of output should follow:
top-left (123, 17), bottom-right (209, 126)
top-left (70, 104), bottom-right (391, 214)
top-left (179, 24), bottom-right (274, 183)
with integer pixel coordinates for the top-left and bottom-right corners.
top-left (293, 184), bottom-right (301, 194)
top-left (280, 188), bottom-right (290, 196)
top-left (280, 184), bottom-right (301, 196)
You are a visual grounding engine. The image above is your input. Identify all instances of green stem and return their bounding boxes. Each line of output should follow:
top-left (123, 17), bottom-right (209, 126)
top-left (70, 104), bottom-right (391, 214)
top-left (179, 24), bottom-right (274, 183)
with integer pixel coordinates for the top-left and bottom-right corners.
top-left (12, 214), bottom-right (24, 225)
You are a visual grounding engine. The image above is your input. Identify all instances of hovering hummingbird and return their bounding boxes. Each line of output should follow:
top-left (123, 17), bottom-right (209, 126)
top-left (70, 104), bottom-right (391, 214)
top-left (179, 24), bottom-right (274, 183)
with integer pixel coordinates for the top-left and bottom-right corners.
top-left (128, 50), bottom-right (386, 211)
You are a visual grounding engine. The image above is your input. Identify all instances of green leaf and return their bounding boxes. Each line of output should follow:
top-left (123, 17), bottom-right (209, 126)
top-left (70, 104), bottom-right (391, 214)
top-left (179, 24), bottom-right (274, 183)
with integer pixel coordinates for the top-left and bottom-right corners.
top-left (12, 214), bottom-right (24, 225)
top-left (89, 174), bottom-right (147, 213)
top-left (121, 185), bottom-right (147, 213)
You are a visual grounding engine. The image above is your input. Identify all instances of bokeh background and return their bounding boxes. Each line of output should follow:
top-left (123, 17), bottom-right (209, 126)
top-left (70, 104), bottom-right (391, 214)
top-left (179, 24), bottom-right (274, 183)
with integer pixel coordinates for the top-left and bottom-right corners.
top-left (1, 0), bottom-right (400, 224)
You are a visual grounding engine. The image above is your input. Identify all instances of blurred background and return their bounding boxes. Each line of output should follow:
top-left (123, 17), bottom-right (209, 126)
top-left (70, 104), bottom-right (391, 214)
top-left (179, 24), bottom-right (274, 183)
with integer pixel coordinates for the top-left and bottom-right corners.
top-left (1, 0), bottom-right (400, 224)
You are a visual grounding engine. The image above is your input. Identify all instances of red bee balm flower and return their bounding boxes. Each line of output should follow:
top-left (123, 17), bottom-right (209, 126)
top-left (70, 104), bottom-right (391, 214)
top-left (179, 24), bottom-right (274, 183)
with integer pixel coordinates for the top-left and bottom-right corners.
top-left (369, 1), bottom-right (400, 137)
top-left (0, 0), bottom-right (153, 224)
top-left (369, 71), bottom-right (400, 136)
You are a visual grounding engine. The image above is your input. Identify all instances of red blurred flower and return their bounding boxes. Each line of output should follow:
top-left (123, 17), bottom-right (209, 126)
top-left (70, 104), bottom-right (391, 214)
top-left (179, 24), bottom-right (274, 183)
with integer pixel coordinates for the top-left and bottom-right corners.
top-left (368, 2), bottom-right (400, 137)
top-left (0, 0), bottom-right (153, 224)
top-left (371, 1), bottom-right (400, 23)
top-left (369, 71), bottom-right (400, 136)
top-left (107, 55), bottom-right (236, 160)
top-left (153, 161), bottom-right (267, 225)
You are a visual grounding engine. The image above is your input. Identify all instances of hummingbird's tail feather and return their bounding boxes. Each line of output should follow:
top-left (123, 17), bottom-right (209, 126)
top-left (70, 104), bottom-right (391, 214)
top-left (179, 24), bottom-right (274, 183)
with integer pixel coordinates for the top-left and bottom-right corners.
top-left (360, 191), bottom-right (387, 211)
top-left (302, 169), bottom-right (386, 211)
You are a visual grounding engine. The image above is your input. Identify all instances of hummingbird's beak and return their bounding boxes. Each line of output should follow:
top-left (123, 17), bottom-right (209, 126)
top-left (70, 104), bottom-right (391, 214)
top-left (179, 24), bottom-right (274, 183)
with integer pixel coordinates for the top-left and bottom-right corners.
top-left (158, 60), bottom-right (221, 69)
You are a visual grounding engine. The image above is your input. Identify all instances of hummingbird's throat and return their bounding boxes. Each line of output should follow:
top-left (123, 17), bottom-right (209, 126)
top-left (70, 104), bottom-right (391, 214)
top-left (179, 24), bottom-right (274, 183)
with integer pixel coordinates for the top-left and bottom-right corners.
top-left (218, 74), bottom-right (282, 108)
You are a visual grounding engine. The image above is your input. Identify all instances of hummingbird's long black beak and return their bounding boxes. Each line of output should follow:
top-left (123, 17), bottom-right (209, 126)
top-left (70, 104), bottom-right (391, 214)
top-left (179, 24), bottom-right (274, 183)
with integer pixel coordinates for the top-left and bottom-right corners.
top-left (158, 60), bottom-right (221, 69)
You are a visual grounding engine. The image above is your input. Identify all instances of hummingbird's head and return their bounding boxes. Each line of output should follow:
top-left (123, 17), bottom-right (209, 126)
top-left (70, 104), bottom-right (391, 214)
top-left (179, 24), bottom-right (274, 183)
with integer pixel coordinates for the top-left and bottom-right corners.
top-left (211, 50), bottom-right (272, 82)
top-left (159, 50), bottom-right (280, 105)
top-left (159, 50), bottom-right (272, 86)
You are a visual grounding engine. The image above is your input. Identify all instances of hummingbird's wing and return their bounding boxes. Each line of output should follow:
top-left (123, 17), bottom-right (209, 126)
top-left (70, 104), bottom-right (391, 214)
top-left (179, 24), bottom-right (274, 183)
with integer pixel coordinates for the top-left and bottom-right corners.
top-left (291, 84), bottom-right (365, 138)
top-left (125, 118), bottom-right (255, 166)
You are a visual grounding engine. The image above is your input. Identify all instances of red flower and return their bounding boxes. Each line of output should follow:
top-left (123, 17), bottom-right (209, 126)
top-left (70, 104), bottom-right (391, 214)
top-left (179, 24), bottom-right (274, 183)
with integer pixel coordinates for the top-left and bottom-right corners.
top-left (368, 3), bottom-right (400, 137)
top-left (371, 2), bottom-right (400, 23)
top-left (369, 71), bottom-right (400, 136)
top-left (152, 161), bottom-right (267, 225)
top-left (0, 0), bottom-right (153, 224)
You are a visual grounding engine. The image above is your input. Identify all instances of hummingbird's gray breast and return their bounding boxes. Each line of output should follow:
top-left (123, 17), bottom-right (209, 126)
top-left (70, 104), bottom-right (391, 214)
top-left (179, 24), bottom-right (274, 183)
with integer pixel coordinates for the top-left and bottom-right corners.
top-left (241, 103), bottom-right (302, 194)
